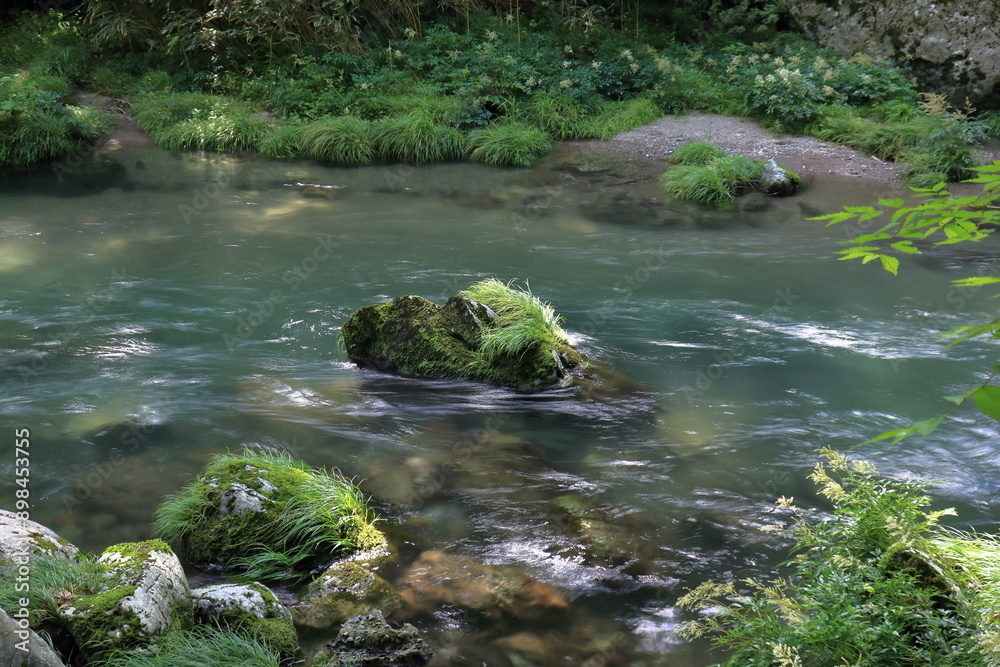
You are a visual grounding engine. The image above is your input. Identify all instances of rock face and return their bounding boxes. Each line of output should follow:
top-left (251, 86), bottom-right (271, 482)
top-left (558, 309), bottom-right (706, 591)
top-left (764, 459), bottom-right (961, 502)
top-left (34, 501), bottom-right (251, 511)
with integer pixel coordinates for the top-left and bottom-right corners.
top-left (60, 540), bottom-right (192, 653)
top-left (342, 288), bottom-right (582, 388)
top-left (311, 610), bottom-right (432, 667)
top-left (191, 582), bottom-right (297, 656)
top-left (0, 608), bottom-right (66, 667)
top-left (0, 510), bottom-right (78, 561)
top-left (786, 0), bottom-right (1000, 107)
top-left (292, 561), bottom-right (404, 629)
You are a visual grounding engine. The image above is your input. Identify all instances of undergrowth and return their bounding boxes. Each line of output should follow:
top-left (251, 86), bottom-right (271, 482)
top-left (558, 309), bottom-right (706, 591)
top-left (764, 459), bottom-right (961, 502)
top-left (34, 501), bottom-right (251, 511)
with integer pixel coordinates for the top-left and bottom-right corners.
top-left (679, 448), bottom-right (998, 666)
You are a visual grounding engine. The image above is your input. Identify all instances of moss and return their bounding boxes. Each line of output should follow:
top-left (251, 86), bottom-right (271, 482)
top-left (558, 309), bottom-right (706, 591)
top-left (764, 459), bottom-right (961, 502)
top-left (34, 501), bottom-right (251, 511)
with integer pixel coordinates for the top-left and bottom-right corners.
top-left (65, 585), bottom-right (142, 653)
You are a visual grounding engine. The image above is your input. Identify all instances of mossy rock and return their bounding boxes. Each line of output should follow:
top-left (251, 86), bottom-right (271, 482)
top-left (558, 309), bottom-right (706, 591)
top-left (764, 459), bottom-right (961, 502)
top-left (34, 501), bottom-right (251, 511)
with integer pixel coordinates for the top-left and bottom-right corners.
top-left (292, 561), bottom-right (404, 629)
top-left (153, 449), bottom-right (386, 579)
top-left (758, 158), bottom-right (801, 196)
top-left (549, 495), bottom-right (656, 575)
top-left (59, 540), bottom-right (192, 655)
top-left (0, 510), bottom-right (78, 562)
top-left (308, 609), bottom-right (432, 667)
top-left (191, 582), bottom-right (297, 657)
top-left (342, 281), bottom-right (582, 388)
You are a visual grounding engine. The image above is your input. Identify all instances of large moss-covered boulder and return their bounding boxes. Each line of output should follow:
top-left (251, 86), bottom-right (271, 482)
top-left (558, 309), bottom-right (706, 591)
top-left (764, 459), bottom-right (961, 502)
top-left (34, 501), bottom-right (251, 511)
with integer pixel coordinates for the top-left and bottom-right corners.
top-left (153, 448), bottom-right (387, 580)
top-left (191, 582), bottom-right (297, 656)
top-left (342, 279), bottom-right (583, 388)
top-left (59, 540), bottom-right (193, 654)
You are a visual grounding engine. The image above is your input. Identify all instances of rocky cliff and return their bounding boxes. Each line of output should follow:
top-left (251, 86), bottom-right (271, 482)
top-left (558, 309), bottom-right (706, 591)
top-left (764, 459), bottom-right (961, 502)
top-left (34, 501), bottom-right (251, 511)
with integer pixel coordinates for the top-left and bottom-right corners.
top-left (786, 0), bottom-right (1000, 108)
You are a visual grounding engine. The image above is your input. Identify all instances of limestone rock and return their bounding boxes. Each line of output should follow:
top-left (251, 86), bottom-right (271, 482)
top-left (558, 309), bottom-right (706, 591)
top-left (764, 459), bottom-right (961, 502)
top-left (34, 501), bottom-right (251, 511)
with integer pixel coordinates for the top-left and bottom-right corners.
top-left (292, 561), bottom-right (404, 629)
top-left (0, 608), bottom-right (66, 667)
top-left (191, 582), bottom-right (296, 656)
top-left (786, 0), bottom-right (1000, 107)
top-left (60, 540), bottom-right (192, 654)
top-left (758, 159), bottom-right (801, 196)
top-left (0, 511), bottom-right (77, 562)
top-left (310, 609), bottom-right (432, 667)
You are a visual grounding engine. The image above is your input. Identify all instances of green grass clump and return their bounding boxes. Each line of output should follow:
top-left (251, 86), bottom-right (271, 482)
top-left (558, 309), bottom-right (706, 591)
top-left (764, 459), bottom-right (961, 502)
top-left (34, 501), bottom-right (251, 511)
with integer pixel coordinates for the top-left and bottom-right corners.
top-left (0, 552), bottom-right (106, 630)
top-left (712, 154), bottom-right (765, 189)
top-left (460, 278), bottom-right (569, 363)
top-left (96, 626), bottom-right (281, 667)
top-left (133, 93), bottom-right (268, 151)
top-left (467, 122), bottom-right (552, 166)
top-left (153, 447), bottom-right (382, 583)
top-left (514, 93), bottom-right (597, 140)
top-left (679, 448), bottom-right (995, 666)
top-left (299, 116), bottom-right (373, 163)
top-left (660, 165), bottom-right (731, 204)
top-left (372, 108), bottom-right (465, 163)
top-left (256, 123), bottom-right (304, 159)
top-left (587, 97), bottom-right (662, 140)
top-left (667, 141), bottom-right (727, 166)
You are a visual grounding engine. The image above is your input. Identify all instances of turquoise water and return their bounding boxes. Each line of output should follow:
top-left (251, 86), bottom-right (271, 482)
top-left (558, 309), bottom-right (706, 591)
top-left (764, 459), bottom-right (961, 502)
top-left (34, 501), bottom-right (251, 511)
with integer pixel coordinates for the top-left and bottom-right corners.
top-left (2, 142), bottom-right (999, 664)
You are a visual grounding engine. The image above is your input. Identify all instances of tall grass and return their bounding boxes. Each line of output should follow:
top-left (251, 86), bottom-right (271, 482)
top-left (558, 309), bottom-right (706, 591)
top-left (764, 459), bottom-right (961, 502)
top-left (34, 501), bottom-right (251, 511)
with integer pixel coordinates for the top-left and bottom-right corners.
top-left (96, 626), bottom-right (281, 667)
top-left (667, 140), bottom-right (726, 166)
top-left (588, 97), bottom-right (662, 139)
top-left (514, 93), bottom-right (597, 140)
top-left (133, 93), bottom-right (269, 151)
top-left (467, 122), bottom-right (552, 166)
top-left (299, 116), bottom-right (373, 163)
top-left (372, 108), bottom-right (466, 162)
top-left (660, 165), bottom-right (731, 204)
top-left (460, 278), bottom-right (569, 361)
top-left (0, 553), bottom-right (106, 628)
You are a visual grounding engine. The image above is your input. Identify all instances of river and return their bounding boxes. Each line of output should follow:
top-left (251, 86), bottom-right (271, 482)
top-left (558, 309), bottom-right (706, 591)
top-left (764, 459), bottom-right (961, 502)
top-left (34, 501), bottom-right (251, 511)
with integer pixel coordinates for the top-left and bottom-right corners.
top-left (2, 141), bottom-right (998, 665)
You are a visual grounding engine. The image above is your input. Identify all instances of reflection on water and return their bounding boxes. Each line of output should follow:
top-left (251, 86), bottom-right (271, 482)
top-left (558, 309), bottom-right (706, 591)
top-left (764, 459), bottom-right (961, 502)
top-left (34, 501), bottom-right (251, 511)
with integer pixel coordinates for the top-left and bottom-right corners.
top-left (2, 142), bottom-right (999, 665)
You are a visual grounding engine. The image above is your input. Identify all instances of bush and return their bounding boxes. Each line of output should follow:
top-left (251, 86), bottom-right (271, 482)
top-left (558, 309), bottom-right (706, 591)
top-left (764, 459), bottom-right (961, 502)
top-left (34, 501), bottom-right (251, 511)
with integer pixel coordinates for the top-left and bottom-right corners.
top-left (661, 143), bottom-right (768, 205)
top-left (679, 448), bottom-right (996, 666)
top-left (132, 93), bottom-right (269, 151)
top-left (467, 122), bottom-right (552, 166)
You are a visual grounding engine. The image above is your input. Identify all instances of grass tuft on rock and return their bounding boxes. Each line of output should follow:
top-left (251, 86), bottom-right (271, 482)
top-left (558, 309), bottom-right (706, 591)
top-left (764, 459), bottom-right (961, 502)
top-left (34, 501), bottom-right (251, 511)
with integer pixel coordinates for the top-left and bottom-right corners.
top-left (153, 447), bottom-right (382, 583)
top-left (467, 122), bottom-right (552, 166)
top-left (0, 552), bottom-right (106, 630)
top-left (668, 140), bottom-right (727, 166)
top-left (661, 142), bottom-right (781, 205)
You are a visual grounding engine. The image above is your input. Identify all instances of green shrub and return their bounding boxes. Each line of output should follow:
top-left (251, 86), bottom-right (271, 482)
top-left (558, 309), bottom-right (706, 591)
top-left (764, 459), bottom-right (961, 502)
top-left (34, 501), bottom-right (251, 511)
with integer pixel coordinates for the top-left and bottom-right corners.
top-left (371, 108), bottom-right (465, 162)
top-left (668, 141), bottom-right (727, 166)
top-left (679, 448), bottom-right (994, 666)
top-left (133, 93), bottom-right (268, 151)
top-left (514, 92), bottom-right (597, 140)
top-left (256, 123), bottom-right (304, 159)
top-left (299, 116), bottom-right (373, 163)
top-left (467, 122), bottom-right (552, 166)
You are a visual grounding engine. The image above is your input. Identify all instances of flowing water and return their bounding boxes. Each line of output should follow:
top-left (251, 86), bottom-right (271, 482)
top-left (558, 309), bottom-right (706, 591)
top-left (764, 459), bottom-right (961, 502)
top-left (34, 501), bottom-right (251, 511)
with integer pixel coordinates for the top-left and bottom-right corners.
top-left (2, 141), bottom-right (999, 665)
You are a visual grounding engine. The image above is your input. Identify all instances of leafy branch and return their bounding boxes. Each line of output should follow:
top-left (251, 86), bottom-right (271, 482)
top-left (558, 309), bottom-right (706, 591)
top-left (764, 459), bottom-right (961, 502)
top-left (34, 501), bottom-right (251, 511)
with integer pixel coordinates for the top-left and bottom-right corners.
top-left (812, 161), bottom-right (1000, 443)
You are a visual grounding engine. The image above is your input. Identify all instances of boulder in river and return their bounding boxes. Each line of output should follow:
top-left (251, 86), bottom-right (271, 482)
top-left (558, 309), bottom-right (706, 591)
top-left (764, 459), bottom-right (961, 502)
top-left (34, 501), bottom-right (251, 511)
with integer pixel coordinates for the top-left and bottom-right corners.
top-left (0, 510), bottom-right (78, 562)
top-left (191, 582), bottom-right (297, 656)
top-left (309, 609), bottom-right (432, 667)
top-left (758, 158), bottom-right (801, 196)
top-left (342, 279), bottom-right (583, 388)
top-left (292, 561), bottom-right (405, 629)
top-left (152, 448), bottom-right (387, 579)
top-left (59, 540), bottom-right (193, 654)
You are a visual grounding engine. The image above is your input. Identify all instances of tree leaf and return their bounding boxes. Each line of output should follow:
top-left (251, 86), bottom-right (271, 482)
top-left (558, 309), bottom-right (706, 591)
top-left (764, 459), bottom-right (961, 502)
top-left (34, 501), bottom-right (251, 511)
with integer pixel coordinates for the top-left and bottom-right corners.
top-left (972, 385), bottom-right (1000, 422)
top-left (879, 255), bottom-right (899, 275)
top-left (952, 276), bottom-right (1000, 287)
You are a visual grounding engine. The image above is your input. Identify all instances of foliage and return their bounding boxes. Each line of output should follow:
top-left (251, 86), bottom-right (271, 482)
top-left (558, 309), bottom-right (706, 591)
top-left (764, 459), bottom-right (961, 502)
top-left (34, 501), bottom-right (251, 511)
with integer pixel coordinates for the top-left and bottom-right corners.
top-left (661, 143), bottom-right (767, 205)
top-left (587, 97), bottom-right (662, 139)
top-left (132, 92), bottom-right (268, 151)
top-left (153, 447), bottom-right (380, 583)
top-left (812, 162), bottom-right (1000, 441)
top-left (467, 122), bottom-right (552, 166)
top-left (459, 278), bottom-right (570, 364)
top-left (95, 625), bottom-right (281, 667)
top-left (679, 449), bottom-right (992, 666)
top-left (0, 74), bottom-right (114, 167)
top-left (300, 116), bottom-right (373, 164)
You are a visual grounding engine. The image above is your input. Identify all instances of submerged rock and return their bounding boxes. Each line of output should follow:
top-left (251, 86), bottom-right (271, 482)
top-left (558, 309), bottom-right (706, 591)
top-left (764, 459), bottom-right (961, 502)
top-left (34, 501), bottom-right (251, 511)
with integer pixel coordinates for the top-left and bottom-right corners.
top-left (191, 582), bottom-right (297, 656)
top-left (310, 609), bottom-right (432, 667)
top-left (60, 540), bottom-right (192, 654)
top-left (0, 510), bottom-right (78, 561)
top-left (549, 494), bottom-right (657, 574)
top-left (758, 158), bottom-right (801, 196)
top-left (342, 281), bottom-right (583, 388)
top-left (397, 550), bottom-right (568, 621)
top-left (292, 561), bottom-right (404, 629)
